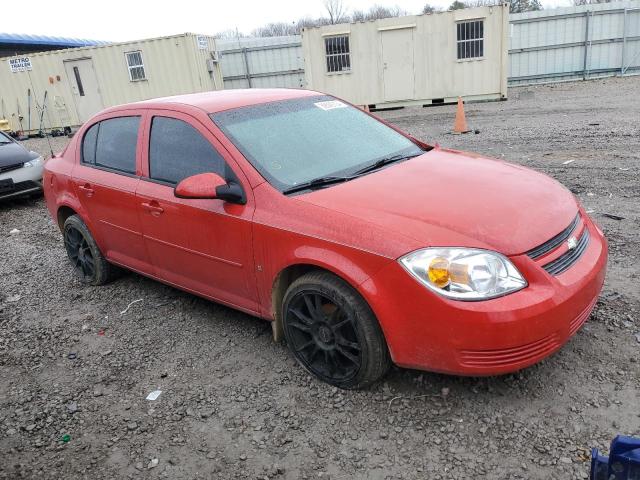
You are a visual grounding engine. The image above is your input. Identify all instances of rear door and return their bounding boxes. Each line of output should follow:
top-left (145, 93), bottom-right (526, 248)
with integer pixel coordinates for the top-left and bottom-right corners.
top-left (136, 110), bottom-right (259, 313)
top-left (72, 113), bottom-right (152, 274)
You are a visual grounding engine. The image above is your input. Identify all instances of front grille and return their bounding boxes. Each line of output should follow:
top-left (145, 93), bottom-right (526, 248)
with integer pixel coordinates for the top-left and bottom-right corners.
top-left (0, 180), bottom-right (40, 196)
top-left (526, 214), bottom-right (580, 260)
top-left (0, 162), bottom-right (23, 174)
top-left (542, 229), bottom-right (590, 275)
top-left (459, 333), bottom-right (560, 368)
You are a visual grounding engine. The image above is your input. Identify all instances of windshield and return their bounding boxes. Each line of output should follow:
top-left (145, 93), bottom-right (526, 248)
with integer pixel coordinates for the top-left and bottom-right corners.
top-left (0, 132), bottom-right (13, 144)
top-left (211, 95), bottom-right (424, 192)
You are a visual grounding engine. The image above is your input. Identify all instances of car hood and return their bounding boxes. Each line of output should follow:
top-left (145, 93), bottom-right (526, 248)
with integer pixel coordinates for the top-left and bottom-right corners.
top-left (295, 148), bottom-right (578, 256)
top-left (0, 141), bottom-right (35, 167)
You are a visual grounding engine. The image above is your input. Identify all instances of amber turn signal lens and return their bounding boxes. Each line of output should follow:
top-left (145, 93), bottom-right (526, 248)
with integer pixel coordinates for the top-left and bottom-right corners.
top-left (428, 257), bottom-right (450, 288)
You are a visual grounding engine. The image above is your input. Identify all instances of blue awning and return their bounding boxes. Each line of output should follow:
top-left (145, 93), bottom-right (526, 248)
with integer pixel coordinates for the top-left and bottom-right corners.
top-left (0, 32), bottom-right (109, 47)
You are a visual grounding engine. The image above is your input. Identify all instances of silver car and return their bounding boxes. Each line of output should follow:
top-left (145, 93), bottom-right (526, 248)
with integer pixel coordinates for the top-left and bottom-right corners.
top-left (0, 132), bottom-right (44, 200)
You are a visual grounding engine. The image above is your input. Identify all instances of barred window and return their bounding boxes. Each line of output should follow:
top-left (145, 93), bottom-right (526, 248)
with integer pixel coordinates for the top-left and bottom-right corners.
top-left (456, 20), bottom-right (484, 59)
top-left (325, 35), bottom-right (351, 73)
top-left (125, 51), bottom-right (146, 81)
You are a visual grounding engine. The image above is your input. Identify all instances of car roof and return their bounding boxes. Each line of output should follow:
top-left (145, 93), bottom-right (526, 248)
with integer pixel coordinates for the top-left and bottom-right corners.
top-left (129, 88), bottom-right (323, 114)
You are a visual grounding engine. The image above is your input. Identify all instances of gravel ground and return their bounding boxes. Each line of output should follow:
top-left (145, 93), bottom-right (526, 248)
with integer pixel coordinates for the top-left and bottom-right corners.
top-left (1, 76), bottom-right (639, 479)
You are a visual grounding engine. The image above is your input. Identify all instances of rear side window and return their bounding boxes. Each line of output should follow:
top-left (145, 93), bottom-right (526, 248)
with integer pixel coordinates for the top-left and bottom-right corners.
top-left (149, 117), bottom-right (226, 185)
top-left (81, 116), bottom-right (140, 174)
top-left (81, 123), bottom-right (99, 164)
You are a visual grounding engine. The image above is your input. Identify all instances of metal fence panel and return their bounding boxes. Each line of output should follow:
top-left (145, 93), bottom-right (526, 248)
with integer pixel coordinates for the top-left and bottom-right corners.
top-left (509, 0), bottom-right (640, 85)
top-left (217, 35), bottom-right (304, 89)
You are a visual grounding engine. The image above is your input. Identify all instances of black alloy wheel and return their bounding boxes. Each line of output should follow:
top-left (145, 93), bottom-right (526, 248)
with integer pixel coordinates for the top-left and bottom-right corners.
top-left (282, 271), bottom-right (391, 389)
top-left (64, 226), bottom-right (96, 281)
top-left (286, 290), bottom-right (362, 382)
top-left (62, 214), bottom-right (117, 285)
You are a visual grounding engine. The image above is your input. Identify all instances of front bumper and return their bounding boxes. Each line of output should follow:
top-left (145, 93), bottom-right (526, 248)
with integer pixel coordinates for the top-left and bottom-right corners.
top-left (0, 159), bottom-right (44, 200)
top-left (361, 214), bottom-right (608, 375)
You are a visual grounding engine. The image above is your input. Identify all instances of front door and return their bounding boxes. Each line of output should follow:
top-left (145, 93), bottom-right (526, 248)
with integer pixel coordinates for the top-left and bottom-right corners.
top-left (381, 28), bottom-right (415, 102)
top-left (64, 58), bottom-right (104, 123)
top-left (136, 111), bottom-right (259, 313)
top-left (72, 114), bottom-right (151, 274)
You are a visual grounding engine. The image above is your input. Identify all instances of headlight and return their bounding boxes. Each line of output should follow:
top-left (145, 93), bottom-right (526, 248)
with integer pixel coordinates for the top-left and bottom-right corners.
top-left (23, 156), bottom-right (43, 168)
top-left (399, 248), bottom-right (527, 301)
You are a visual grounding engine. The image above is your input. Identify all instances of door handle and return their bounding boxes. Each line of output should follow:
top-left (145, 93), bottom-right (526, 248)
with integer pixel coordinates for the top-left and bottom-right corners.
top-left (78, 183), bottom-right (94, 197)
top-left (141, 201), bottom-right (164, 216)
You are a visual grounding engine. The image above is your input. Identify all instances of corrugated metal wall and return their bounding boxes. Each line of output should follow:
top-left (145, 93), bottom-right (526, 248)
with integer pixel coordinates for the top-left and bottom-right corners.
top-left (509, 0), bottom-right (640, 85)
top-left (216, 36), bottom-right (304, 89)
top-left (0, 34), bottom-right (223, 132)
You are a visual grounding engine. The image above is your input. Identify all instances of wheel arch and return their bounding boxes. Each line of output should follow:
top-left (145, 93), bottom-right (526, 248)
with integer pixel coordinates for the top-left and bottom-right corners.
top-left (269, 260), bottom-right (375, 343)
top-left (56, 205), bottom-right (78, 230)
top-left (55, 200), bottom-right (96, 241)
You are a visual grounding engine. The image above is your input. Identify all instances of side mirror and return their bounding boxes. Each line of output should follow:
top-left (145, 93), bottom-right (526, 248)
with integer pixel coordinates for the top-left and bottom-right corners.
top-left (174, 173), bottom-right (246, 204)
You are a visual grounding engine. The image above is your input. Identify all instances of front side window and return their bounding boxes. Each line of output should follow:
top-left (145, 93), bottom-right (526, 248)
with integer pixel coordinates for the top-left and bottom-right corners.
top-left (456, 20), bottom-right (484, 59)
top-left (211, 95), bottom-right (423, 192)
top-left (325, 36), bottom-right (351, 73)
top-left (149, 117), bottom-right (226, 185)
top-left (81, 116), bottom-right (140, 174)
top-left (125, 51), bottom-right (146, 81)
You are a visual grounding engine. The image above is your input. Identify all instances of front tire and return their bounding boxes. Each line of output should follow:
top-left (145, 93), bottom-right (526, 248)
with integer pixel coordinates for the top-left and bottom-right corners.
top-left (282, 271), bottom-right (391, 389)
top-left (63, 215), bottom-right (115, 285)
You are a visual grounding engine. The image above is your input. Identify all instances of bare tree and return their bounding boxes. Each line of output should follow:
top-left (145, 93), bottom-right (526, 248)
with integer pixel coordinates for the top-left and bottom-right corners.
top-left (351, 4), bottom-right (408, 22)
top-left (214, 29), bottom-right (246, 40)
top-left (296, 16), bottom-right (332, 30)
top-left (324, 0), bottom-right (347, 24)
top-left (368, 5), bottom-right (408, 19)
top-left (251, 22), bottom-right (300, 37)
top-left (573, 0), bottom-right (611, 4)
top-left (465, 0), bottom-right (502, 6)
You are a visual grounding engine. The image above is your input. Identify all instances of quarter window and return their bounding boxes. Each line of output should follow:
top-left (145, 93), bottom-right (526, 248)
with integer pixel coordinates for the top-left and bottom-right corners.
top-left (456, 20), bottom-right (484, 59)
top-left (81, 122), bottom-right (99, 165)
top-left (81, 117), bottom-right (140, 174)
top-left (149, 117), bottom-right (226, 185)
top-left (125, 51), bottom-right (146, 81)
top-left (325, 35), bottom-right (351, 73)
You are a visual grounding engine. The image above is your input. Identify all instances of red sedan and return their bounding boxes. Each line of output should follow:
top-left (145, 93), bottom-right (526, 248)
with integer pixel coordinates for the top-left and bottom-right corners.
top-left (43, 89), bottom-right (607, 389)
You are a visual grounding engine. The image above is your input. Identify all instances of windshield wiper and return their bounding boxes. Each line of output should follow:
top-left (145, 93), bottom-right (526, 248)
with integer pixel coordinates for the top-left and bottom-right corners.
top-left (352, 153), bottom-right (421, 176)
top-left (282, 175), bottom-right (353, 195)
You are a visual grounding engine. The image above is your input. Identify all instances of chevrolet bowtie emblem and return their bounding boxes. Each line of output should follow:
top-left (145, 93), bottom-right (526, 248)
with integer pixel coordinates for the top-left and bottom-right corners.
top-left (567, 236), bottom-right (578, 250)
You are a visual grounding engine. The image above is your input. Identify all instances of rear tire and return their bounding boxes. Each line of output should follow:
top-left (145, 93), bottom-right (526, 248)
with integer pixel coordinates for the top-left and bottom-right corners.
top-left (282, 271), bottom-right (391, 389)
top-left (63, 215), bottom-right (116, 285)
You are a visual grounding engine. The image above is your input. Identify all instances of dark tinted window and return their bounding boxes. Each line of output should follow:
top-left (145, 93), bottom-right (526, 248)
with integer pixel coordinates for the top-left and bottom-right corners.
top-left (149, 117), bottom-right (226, 184)
top-left (94, 116), bottom-right (140, 174)
top-left (82, 123), bottom-right (99, 164)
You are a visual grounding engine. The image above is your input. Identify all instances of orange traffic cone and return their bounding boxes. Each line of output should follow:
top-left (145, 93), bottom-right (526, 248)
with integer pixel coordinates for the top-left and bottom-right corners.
top-left (453, 97), bottom-right (470, 134)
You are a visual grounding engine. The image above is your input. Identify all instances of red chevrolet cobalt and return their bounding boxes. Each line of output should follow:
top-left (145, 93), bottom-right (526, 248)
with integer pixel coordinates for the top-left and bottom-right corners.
top-left (43, 89), bottom-right (607, 389)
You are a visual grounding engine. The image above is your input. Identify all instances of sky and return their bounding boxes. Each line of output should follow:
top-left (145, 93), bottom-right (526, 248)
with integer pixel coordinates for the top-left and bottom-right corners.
top-left (7, 0), bottom-right (573, 42)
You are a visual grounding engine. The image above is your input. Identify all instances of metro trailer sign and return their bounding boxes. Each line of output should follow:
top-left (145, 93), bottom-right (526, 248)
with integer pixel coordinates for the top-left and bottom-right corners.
top-left (9, 57), bottom-right (32, 73)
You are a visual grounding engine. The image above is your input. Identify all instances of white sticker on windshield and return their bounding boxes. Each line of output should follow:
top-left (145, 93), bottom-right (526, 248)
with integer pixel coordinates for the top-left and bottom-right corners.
top-left (314, 100), bottom-right (348, 111)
